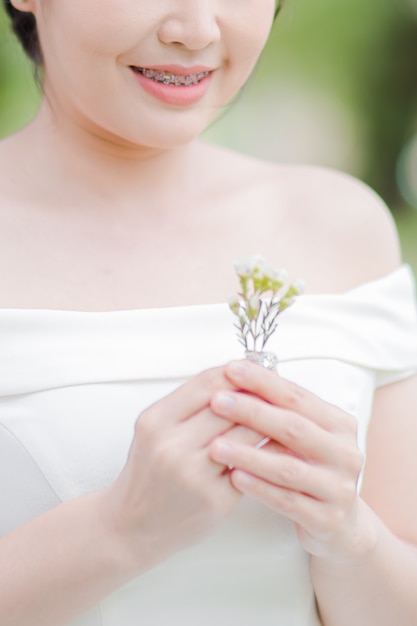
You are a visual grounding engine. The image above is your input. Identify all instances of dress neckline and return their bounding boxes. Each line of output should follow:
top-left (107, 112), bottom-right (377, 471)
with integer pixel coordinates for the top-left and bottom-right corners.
top-left (1, 263), bottom-right (416, 397)
top-left (0, 264), bottom-right (412, 317)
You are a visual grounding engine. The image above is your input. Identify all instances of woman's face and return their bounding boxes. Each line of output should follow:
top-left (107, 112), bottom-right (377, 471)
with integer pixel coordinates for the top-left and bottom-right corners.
top-left (23, 0), bottom-right (276, 150)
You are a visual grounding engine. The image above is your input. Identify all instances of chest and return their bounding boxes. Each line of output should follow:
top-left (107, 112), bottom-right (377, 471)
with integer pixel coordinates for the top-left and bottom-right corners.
top-left (0, 192), bottom-right (347, 310)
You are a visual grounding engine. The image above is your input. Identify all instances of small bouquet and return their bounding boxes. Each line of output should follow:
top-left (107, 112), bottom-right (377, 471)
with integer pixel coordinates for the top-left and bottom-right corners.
top-left (228, 254), bottom-right (304, 368)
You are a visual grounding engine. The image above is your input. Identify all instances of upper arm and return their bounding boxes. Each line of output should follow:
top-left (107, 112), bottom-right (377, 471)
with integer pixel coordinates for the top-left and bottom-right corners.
top-left (361, 374), bottom-right (417, 545)
top-left (315, 168), bottom-right (402, 281)
top-left (267, 165), bottom-right (404, 292)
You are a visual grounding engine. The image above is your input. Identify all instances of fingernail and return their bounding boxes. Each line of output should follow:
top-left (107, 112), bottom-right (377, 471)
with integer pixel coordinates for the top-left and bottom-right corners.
top-left (215, 392), bottom-right (236, 412)
top-left (214, 439), bottom-right (234, 460)
top-left (227, 361), bottom-right (248, 379)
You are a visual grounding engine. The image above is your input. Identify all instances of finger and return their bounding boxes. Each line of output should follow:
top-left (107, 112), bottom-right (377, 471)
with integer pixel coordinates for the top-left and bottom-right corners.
top-left (190, 446), bottom-right (232, 478)
top-left (182, 416), bottom-right (268, 475)
top-left (229, 469), bottom-right (334, 536)
top-left (140, 366), bottom-right (236, 426)
top-left (211, 390), bottom-right (342, 464)
top-left (210, 439), bottom-right (343, 501)
top-left (263, 439), bottom-right (301, 457)
top-left (221, 424), bottom-right (267, 447)
top-left (180, 407), bottom-right (234, 448)
top-left (224, 360), bottom-right (355, 434)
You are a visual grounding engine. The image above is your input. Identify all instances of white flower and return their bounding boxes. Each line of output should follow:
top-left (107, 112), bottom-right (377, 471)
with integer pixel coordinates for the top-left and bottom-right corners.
top-left (252, 254), bottom-right (267, 276)
top-left (283, 296), bottom-right (296, 307)
top-left (233, 257), bottom-right (257, 277)
top-left (249, 295), bottom-right (260, 311)
top-left (228, 294), bottom-right (240, 314)
top-left (247, 294), bottom-right (260, 319)
top-left (292, 278), bottom-right (306, 294)
top-left (230, 254), bottom-right (305, 353)
top-left (268, 266), bottom-right (288, 283)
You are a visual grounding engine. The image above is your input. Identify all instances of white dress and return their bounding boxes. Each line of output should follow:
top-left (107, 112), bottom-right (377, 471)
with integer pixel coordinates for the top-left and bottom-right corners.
top-left (1, 265), bottom-right (417, 626)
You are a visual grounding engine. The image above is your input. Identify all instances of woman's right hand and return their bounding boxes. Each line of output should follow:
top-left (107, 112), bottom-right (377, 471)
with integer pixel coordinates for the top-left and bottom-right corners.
top-left (0, 366), bottom-right (261, 626)
top-left (102, 366), bottom-right (247, 570)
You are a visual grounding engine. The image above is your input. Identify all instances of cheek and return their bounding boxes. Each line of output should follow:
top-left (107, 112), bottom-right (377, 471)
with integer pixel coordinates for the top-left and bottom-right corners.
top-left (38, 0), bottom-right (146, 67)
top-left (231, 3), bottom-right (275, 57)
top-left (38, 5), bottom-right (137, 112)
top-left (226, 5), bottom-right (275, 84)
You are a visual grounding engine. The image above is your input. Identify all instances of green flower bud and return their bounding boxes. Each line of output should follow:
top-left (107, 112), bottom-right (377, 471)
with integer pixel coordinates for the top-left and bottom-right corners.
top-left (228, 294), bottom-right (240, 316)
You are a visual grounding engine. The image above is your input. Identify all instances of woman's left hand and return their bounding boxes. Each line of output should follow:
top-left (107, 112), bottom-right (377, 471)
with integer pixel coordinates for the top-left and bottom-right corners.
top-left (209, 360), bottom-right (366, 562)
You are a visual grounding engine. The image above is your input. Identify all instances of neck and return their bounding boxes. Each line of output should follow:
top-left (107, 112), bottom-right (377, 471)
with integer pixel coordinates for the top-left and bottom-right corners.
top-left (22, 102), bottom-right (200, 212)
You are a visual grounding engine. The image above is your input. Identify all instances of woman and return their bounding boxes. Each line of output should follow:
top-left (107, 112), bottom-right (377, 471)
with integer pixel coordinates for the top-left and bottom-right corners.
top-left (0, 1), bottom-right (417, 625)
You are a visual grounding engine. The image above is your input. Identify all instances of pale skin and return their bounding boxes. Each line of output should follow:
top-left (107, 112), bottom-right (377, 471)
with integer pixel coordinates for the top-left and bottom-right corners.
top-left (0, 0), bottom-right (417, 625)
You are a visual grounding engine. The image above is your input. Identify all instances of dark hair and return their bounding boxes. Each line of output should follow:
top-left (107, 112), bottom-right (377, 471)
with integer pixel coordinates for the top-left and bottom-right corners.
top-left (275, 1), bottom-right (283, 19)
top-left (2, 2), bottom-right (43, 64)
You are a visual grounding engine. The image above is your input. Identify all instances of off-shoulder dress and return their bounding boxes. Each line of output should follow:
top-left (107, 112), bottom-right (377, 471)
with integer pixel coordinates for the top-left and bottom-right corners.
top-left (1, 266), bottom-right (417, 626)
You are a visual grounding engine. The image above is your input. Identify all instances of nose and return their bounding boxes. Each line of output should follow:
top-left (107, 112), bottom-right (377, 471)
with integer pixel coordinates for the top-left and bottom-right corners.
top-left (158, 0), bottom-right (221, 50)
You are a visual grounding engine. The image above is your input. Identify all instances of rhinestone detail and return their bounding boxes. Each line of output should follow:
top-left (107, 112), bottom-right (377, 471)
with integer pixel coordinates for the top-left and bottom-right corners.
top-left (245, 351), bottom-right (278, 370)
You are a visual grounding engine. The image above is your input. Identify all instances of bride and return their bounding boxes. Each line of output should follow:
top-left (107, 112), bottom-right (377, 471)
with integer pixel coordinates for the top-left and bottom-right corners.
top-left (0, 1), bottom-right (417, 625)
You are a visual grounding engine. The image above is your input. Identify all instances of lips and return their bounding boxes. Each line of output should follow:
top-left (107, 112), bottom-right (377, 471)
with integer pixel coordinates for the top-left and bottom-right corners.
top-left (130, 64), bottom-right (214, 106)
top-left (131, 67), bottom-right (210, 87)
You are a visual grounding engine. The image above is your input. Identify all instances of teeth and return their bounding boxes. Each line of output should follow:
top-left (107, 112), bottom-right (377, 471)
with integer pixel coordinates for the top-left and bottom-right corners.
top-left (136, 68), bottom-right (209, 87)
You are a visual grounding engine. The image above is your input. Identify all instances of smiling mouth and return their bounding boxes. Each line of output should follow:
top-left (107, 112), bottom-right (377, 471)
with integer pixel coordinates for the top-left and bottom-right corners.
top-left (131, 67), bottom-right (210, 87)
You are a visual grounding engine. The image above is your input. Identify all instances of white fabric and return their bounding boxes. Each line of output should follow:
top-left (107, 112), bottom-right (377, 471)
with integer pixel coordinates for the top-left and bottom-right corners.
top-left (1, 264), bottom-right (417, 626)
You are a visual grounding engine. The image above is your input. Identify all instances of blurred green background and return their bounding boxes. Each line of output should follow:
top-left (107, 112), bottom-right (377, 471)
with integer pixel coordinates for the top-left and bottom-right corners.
top-left (1, 0), bottom-right (416, 272)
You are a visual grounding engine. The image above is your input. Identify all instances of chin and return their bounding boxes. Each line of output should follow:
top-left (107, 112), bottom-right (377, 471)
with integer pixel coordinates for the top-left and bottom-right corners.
top-left (124, 115), bottom-right (217, 150)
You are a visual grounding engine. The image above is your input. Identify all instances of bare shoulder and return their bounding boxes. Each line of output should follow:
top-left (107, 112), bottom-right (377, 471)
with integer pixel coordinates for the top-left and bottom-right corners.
top-left (289, 164), bottom-right (401, 274)
top-left (272, 164), bottom-right (402, 291)
top-left (284, 163), bottom-right (400, 249)
top-left (200, 145), bottom-right (402, 293)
